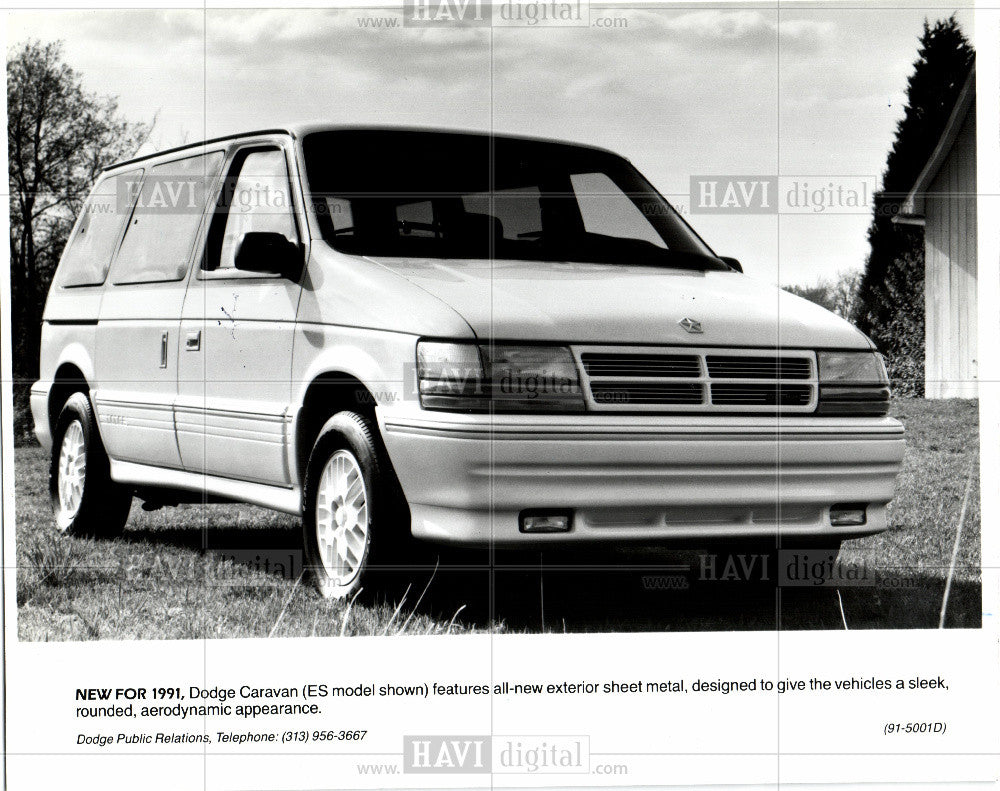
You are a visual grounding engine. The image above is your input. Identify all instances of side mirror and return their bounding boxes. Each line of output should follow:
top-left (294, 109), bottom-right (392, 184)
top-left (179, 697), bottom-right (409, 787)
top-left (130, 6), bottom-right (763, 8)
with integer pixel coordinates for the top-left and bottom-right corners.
top-left (719, 256), bottom-right (743, 273)
top-left (234, 232), bottom-right (303, 280)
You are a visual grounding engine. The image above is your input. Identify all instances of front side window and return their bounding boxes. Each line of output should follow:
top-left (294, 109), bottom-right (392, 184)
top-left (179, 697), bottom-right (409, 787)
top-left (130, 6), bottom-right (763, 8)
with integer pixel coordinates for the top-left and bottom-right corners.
top-left (112, 151), bottom-right (224, 284)
top-left (205, 148), bottom-right (298, 271)
top-left (58, 169), bottom-right (142, 287)
top-left (302, 130), bottom-right (722, 269)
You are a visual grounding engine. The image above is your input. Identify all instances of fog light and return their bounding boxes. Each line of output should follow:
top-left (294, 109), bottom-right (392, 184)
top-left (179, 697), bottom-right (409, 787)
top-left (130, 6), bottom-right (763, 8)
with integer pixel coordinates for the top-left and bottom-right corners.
top-left (829, 504), bottom-right (867, 527)
top-left (520, 511), bottom-right (572, 533)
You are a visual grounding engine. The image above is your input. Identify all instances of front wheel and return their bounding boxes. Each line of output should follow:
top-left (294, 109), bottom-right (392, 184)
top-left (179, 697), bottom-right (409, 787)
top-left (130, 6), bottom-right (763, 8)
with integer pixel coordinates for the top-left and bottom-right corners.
top-left (49, 392), bottom-right (132, 536)
top-left (302, 411), bottom-right (402, 599)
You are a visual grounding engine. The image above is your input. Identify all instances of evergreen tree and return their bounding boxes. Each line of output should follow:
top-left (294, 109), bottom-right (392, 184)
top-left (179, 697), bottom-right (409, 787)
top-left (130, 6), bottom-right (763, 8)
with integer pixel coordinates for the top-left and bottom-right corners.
top-left (852, 15), bottom-right (974, 396)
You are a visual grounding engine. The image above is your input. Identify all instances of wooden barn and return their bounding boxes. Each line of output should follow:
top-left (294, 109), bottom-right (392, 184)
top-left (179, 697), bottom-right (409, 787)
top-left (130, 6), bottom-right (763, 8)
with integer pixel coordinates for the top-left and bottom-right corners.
top-left (895, 68), bottom-right (977, 399)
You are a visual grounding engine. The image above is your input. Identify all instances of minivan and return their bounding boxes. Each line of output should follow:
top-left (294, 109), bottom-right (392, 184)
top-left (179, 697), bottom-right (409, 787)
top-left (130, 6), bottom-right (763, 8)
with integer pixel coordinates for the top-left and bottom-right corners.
top-left (31, 125), bottom-right (905, 597)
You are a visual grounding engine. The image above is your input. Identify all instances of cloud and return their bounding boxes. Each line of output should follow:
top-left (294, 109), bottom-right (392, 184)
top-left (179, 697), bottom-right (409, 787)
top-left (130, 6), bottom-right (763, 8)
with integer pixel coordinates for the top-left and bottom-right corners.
top-left (204, 9), bottom-right (490, 86)
top-left (778, 17), bottom-right (836, 48)
top-left (639, 9), bottom-right (835, 52)
top-left (659, 9), bottom-right (775, 44)
top-left (196, 7), bottom-right (834, 100)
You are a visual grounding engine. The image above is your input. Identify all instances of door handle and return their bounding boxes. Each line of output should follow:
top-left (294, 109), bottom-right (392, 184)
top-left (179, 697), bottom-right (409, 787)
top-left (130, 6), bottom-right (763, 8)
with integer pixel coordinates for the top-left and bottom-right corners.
top-left (185, 331), bottom-right (201, 351)
top-left (160, 332), bottom-right (169, 368)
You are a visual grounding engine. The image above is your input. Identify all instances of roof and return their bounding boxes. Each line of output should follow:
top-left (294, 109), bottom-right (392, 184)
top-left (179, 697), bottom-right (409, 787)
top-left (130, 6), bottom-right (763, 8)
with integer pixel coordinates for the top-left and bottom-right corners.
top-left (103, 123), bottom-right (620, 173)
top-left (893, 65), bottom-right (976, 226)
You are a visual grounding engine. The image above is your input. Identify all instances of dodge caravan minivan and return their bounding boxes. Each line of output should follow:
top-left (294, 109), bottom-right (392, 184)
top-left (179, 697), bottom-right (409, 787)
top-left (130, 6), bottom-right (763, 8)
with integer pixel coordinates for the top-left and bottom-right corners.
top-left (31, 125), bottom-right (905, 597)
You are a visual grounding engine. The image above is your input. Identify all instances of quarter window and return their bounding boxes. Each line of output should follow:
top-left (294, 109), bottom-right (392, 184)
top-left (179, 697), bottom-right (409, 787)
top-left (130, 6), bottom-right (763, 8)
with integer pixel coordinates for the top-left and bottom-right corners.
top-left (58, 170), bottom-right (142, 287)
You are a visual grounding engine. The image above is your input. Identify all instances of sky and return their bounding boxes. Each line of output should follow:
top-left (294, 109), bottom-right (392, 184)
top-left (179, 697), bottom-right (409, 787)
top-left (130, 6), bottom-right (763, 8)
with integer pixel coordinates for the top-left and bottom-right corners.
top-left (7, 2), bottom-right (976, 287)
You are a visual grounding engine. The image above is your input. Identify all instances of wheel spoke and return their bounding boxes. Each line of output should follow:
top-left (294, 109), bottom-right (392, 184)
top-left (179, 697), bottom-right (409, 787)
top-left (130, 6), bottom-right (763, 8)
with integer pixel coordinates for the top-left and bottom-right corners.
top-left (337, 537), bottom-right (350, 576)
top-left (346, 527), bottom-right (365, 558)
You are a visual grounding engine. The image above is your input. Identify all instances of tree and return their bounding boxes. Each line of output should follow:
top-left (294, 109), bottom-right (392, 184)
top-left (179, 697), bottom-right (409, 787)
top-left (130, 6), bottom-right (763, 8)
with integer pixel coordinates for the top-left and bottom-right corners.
top-left (7, 40), bottom-right (152, 440)
top-left (783, 269), bottom-right (861, 320)
top-left (852, 16), bottom-right (974, 396)
top-left (783, 282), bottom-right (836, 313)
top-left (876, 248), bottom-right (925, 396)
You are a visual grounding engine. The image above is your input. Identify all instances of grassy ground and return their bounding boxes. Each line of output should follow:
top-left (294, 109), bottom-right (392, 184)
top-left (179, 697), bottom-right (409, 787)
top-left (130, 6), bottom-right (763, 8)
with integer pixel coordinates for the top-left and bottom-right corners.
top-left (14, 398), bottom-right (980, 640)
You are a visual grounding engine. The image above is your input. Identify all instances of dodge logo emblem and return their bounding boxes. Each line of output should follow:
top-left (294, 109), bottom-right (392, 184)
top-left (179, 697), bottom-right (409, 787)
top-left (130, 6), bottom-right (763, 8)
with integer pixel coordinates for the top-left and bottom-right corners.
top-left (678, 317), bottom-right (703, 334)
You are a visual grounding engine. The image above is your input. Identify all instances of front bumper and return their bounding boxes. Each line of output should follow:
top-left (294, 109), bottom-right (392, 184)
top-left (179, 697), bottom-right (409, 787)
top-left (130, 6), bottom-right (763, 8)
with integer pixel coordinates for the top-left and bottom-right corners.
top-left (378, 411), bottom-right (905, 546)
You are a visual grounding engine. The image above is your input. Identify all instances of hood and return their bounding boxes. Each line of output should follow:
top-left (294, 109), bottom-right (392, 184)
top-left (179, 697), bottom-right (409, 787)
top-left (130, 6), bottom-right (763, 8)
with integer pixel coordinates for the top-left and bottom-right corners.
top-left (364, 257), bottom-right (872, 349)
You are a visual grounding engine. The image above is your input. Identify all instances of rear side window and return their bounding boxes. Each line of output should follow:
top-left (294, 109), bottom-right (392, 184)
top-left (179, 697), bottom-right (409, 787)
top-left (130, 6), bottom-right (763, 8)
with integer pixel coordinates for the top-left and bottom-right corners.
top-left (57, 170), bottom-right (142, 287)
top-left (112, 151), bottom-right (224, 284)
top-left (395, 200), bottom-right (437, 238)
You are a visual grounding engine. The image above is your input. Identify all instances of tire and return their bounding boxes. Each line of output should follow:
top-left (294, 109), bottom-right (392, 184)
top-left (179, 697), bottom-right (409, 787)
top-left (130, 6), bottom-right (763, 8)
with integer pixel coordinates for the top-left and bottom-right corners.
top-left (302, 411), bottom-right (407, 599)
top-left (49, 391), bottom-right (132, 537)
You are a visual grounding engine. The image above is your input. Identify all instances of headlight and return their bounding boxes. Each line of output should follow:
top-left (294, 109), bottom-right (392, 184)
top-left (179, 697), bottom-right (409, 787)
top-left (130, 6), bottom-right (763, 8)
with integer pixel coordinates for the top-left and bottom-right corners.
top-left (816, 351), bottom-right (890, 416)
top-left (416, 341), bottom-right (585, 412)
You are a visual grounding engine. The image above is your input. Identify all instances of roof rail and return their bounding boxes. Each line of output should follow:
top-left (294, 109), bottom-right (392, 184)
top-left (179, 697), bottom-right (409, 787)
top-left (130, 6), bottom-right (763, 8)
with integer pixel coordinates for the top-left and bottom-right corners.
top-left (102, 127), bottom-right (295, 172)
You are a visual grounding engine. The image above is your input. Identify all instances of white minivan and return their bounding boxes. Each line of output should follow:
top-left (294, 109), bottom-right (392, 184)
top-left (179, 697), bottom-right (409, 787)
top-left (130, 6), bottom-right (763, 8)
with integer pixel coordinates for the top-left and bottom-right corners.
top-left (31, 125), bottom-right (905, 597)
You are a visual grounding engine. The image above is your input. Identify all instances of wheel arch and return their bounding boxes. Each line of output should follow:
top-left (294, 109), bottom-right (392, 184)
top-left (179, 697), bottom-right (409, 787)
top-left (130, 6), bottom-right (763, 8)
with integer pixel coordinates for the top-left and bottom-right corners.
top-left (293, 370), bottom-right (382, 487)
top-left (48, 361), bottom-right (92, 443)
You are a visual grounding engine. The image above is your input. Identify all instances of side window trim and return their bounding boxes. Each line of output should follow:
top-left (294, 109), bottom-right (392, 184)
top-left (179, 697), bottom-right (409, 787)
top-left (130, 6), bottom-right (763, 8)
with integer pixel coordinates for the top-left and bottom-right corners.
top-left (198, 143), bottom-right (301, 281)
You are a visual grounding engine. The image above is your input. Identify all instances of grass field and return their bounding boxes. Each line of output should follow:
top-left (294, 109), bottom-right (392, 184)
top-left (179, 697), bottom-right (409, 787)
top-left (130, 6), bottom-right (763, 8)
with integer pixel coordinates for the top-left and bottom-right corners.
top-left (14, 398), bottom-right (981, 640)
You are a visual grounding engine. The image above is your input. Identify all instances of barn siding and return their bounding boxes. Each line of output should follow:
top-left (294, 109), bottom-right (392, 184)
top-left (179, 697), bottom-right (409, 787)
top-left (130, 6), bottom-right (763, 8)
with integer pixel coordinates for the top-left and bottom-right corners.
top-left (924, 102), bottom-right (977, 398)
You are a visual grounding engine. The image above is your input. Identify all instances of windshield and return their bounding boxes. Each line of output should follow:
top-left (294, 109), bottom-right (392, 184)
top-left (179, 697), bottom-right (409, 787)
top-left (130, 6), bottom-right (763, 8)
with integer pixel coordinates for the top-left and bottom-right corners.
top-left (302, 130), bottom-right (725, 269)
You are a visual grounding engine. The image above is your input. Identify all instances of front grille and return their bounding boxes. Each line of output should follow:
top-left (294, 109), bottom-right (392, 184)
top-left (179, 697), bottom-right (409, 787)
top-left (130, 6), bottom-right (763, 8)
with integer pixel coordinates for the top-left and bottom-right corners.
top-left (574, 346), bottom-right (817, 413)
